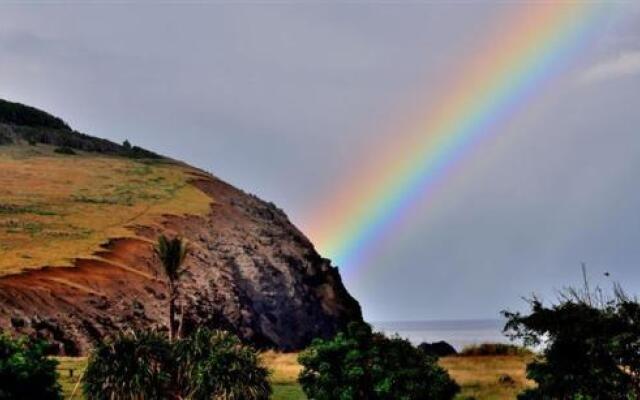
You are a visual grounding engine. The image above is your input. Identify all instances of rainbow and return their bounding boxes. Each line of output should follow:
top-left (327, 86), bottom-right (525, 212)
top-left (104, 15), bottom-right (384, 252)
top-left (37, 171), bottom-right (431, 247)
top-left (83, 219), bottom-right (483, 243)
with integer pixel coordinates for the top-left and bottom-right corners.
top-left (306, 3), bottom-right (610, 272)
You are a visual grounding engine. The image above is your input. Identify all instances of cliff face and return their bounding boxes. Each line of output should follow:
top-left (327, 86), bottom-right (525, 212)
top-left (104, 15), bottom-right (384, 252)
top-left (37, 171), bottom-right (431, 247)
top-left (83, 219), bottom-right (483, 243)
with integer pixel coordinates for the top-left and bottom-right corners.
top-left (0, 100), bottom-right (362, 355)
top-left (0, 169), bottom-right (362, 355)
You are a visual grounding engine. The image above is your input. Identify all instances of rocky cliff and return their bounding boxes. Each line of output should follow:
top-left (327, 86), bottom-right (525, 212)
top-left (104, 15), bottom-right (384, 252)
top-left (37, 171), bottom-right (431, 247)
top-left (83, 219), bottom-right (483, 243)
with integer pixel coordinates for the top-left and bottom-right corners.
top-left (0, 99), bottom-right (362, 355)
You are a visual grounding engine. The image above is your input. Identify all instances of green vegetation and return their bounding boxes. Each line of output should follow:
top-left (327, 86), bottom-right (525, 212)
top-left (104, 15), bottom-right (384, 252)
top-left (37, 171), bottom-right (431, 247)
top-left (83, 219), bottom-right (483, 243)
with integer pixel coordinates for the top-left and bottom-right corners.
top-left (83, 329), bottom-right (270, 400)
top-left (84, 331), bottom-right (173, 400)
top-left (0, 334), bottom-right (62, 400)
top-left (504, 284), bottom-right (640, 399)
top-left (58, 351), bottom-right (536, 400)
top-left (174, 329), bottom-right (271, 400)
top-left (54, 146), bottom-right (77, 155)
top-left (0, 98), bottom-right (70, 130)
top-left (298, 322), bottom-right (459, 400)
top-left (459, 343), bottom-right (532, 357)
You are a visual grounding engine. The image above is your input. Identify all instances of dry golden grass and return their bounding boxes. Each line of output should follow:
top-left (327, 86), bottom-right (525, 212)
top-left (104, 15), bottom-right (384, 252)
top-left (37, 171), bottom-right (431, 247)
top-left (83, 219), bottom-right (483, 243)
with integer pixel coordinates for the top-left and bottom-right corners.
top-left (261, 351), bottom-right (302, 384)
top-left (56, 354), bottom-right (307, 400)
top-left (440, 354), bottom-right (534, 400)
top-left (55, 353), bottom-right (532, 400)
top-left (0, 144), bottom-right (211, 275)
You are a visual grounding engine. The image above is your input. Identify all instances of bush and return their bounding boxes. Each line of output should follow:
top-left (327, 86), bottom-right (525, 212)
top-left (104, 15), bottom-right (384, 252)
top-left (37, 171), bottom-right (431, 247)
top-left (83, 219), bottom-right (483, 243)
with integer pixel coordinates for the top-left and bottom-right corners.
top-left (84, 329), bottom-right (270, 400)
top-left (504, 286), bottom-right (640, 399)
top-left (298, 322), bottom-right (459, 400)
top-left (175, 328), bottom-right (271, 400)
top-left (0, 333), bottom-right (62, 400)
top-left (54, 146), bottom-right (77, 155)
top-left (83, 331), bottom-right (174, 400)
top-left (458, 343), bottom-right (531, 357)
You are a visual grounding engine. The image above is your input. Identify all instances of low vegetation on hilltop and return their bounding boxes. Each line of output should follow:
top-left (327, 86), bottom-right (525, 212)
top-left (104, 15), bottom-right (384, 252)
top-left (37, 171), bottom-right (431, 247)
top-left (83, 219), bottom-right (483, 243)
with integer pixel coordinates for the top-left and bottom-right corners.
top-left (459, 343), bottom-right (532, 357)
top-left (0, 99), bottom-right (70, 130)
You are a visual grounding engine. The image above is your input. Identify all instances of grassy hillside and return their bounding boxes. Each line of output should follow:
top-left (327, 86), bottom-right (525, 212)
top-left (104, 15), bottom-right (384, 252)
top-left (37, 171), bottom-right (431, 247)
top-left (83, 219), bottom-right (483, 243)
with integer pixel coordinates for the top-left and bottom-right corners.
top-left (0, 144), bottom-right (211, 275)
top-left (56, 353), bottom-right (532, 400)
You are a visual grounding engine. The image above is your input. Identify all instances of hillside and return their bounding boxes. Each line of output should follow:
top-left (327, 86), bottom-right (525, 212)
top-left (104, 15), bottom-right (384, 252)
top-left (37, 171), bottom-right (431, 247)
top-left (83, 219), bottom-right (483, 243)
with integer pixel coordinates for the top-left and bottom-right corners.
top-left (0, 99), bottom-right (362, 354)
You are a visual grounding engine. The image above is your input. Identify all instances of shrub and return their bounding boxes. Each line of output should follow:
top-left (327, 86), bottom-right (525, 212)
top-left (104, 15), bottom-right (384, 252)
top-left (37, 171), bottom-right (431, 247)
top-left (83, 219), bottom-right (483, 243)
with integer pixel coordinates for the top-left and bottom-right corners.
top-left (504, 286), bottom-right (640, 399)
top-left (54, 146), bottom-right (77, 155)
top-left (83, 331), bottom-right (174, 400)
top-left (84, 329), bottom-right (271, 400)
top-left (174, 328), bottom-right (271, 400)
top-left (298, 322), bottom-right (459, 400)
top-left (459, 343), bottom-right (532, 357)
top-left (0, 333), bottom-right (62, 400)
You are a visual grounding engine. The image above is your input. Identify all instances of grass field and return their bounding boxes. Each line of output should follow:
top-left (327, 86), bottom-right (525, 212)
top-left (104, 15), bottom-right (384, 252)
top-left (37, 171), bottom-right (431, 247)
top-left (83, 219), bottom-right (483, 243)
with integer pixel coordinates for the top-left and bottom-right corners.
top-left (55, 353), bottom-right (531, 399)
top-left (0, 144), bottom-right (211, 275)
top-left (441, 354), bottom-right (533, 399)
top-left (56, 354), bottom-right (307, 400)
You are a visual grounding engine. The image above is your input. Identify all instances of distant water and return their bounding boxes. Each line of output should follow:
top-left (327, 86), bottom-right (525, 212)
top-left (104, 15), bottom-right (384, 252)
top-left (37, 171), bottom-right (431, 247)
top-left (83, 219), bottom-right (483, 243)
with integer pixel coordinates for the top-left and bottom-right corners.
top-left (371, 319), bottom-right (510, 351)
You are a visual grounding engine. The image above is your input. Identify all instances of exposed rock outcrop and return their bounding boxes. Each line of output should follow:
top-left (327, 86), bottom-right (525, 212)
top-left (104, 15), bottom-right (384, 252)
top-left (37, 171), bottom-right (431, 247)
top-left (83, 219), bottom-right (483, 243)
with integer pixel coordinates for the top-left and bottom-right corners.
top-left (0, 100), bottom-right (362, 354)
top-left (0, 171), bottom-right (362, 354)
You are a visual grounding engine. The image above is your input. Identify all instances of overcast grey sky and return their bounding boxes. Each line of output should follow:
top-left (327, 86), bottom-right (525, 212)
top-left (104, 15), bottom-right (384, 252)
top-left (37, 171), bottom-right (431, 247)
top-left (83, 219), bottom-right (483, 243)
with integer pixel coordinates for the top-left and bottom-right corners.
top-left (1, 2), bottom-right (640, 322)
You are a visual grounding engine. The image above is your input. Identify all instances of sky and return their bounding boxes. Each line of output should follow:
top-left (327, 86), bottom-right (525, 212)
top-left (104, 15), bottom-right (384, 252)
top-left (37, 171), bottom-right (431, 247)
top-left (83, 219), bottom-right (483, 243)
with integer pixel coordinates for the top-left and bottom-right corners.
top-left (1, 2), bottom-right (640, 322)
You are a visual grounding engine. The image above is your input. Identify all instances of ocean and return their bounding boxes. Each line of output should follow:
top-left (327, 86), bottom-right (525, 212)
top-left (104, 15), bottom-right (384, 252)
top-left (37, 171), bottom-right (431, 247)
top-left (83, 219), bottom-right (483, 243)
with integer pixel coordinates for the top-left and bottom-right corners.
top-left (371, 319), bottom-right (511, 351)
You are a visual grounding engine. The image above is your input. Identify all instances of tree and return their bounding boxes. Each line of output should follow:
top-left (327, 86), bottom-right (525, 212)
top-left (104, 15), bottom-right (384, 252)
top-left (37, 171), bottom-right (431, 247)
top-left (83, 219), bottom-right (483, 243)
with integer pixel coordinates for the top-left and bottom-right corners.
top-left (504, 285), bottom-right (640, 399)
top-left (83, 331), bottom-right (173, 400)
top-left (298, 322), bottom-right (459, 400)
top-left (174, 328), bottom-right (271, 400)
top-left (0, 334), bottom-right (62, 400)
top-left (155, 235), bottom-right (189, 341)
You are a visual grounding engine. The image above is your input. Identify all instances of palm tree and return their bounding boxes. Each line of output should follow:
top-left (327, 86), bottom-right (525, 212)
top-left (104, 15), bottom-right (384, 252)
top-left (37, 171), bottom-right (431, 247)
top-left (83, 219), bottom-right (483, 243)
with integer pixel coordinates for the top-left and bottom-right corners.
top-left (155, 234), bottom-right (189, 342)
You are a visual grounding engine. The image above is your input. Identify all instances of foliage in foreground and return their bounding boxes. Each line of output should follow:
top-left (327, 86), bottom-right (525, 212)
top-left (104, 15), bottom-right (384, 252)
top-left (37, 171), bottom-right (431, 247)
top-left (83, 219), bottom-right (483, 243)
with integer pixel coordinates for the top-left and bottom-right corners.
top-left (83, 331), bottom-right (173, 400)
top-left (504, 285), bottom-right (640, 400)
top-left (0, 333), bottom-right (62, 400)
top-left (298, 322), bottom-right (459, 400)
top-left (175, 329), bottom-right (271, 400)
top-left (0, 98), bottom-right (70, 130)
top-left (83, 328), bottom-right (270, 400)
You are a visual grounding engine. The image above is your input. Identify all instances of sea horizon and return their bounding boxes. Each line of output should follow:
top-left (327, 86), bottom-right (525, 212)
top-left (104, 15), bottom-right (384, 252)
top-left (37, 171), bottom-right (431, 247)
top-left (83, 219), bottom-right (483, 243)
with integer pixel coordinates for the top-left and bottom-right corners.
top-left (371, 318), bottom-right (511, 351)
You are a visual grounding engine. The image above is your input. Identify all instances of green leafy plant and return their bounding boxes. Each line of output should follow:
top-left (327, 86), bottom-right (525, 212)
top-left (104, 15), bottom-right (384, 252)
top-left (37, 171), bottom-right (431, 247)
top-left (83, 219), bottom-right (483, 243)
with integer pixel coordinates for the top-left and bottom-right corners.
top-left (174, 328), bottom-right (271, 400)
top-left (83, 331), bottom-right (174, 400)
top-left (0, 333), bottom-right (62, 400)
top-left (298, 322), bottom-right (459, 400)
top-left (84, 329), bottom-right (271, 400)
top-left (504, 284), bottom-right (640, 399)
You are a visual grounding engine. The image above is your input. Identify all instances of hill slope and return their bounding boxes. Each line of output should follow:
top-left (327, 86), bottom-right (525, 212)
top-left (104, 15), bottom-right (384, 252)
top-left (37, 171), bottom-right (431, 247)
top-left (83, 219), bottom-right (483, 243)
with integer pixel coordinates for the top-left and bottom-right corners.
top-left (0, 100), bottom-right (361, 354)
